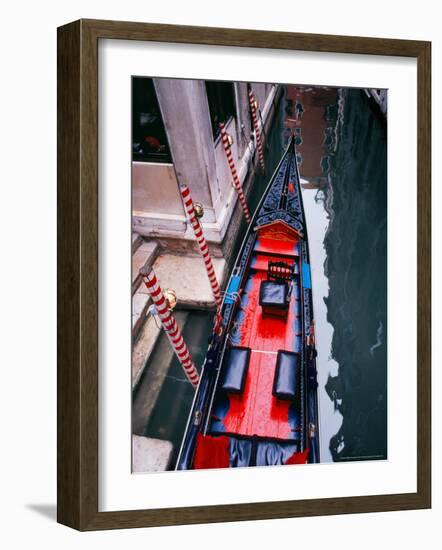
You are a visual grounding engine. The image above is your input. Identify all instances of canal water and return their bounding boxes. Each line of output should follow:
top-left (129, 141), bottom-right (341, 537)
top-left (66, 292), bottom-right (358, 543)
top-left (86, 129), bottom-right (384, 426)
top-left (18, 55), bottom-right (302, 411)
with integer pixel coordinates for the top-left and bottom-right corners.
top-left (133, 84), bottom-right (387, 469)
top-left (322, 89), bottom-right (387, 462)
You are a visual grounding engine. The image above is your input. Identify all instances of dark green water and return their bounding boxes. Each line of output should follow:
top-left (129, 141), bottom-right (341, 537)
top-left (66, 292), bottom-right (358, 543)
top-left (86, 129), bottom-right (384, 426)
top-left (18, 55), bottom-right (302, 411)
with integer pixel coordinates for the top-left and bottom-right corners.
top-left (323, 89), bottom-right (387, 461)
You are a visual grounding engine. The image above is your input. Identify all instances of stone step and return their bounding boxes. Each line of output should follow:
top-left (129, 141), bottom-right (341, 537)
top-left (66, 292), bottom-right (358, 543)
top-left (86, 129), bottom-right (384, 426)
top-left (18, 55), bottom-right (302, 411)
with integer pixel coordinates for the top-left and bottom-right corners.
top-left (132, 240), bottom-right (160, 295)
top-left (151, 253), bottom-right (227, 309)
top-left (132, 435), bottom-right (173, 473)
top-left (132, 310), bottom-right (188, 395)
top-left (132, 290), bottom-right (152, 340)
top-left (131, 251), bottom-right (226, 381)
top-left (132, 232), bottom-right (143, 253)
top-left (132, 311), bottom-right (161, 389)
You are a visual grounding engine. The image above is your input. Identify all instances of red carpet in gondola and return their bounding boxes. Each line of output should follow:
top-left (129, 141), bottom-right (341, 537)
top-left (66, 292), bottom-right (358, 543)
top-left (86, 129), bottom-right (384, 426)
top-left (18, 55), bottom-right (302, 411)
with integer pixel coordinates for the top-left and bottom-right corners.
top-left (221, 233), bottom-right (300, 440)
top-left (193, 433), bottom-right (230, 469)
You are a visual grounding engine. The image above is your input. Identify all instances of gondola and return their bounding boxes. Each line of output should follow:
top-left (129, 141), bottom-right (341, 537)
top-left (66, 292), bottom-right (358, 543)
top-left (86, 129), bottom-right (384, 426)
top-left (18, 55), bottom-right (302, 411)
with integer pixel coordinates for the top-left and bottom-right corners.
top-left (176, 133), bottom-right (320, 470)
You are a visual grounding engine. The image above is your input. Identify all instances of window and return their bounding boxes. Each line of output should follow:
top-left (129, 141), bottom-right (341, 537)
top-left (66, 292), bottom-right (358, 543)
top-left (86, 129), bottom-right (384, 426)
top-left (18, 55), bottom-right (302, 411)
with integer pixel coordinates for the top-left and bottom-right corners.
top-left (132, 77), bottom-right (171, 163)
top-left (205, 81), bottom-right (235, 139)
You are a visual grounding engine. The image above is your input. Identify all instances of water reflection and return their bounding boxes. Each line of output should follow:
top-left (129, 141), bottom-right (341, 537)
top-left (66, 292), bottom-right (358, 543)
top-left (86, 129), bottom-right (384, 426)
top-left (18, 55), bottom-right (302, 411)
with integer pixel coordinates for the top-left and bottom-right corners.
top-left (323, 88), bottom-right (387, 461)
top-left (283, 85), bottom-right (387, 462)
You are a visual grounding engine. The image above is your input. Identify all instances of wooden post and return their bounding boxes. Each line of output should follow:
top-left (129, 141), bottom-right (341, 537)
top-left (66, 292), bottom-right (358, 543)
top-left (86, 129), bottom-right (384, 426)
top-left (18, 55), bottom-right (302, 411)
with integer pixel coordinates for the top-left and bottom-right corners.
top-left (140, 267), bottom-right (199, 387)
top-left (248, 87), bottom-right (265, 174)
top-left (219, 122), bottom-right (251, 223)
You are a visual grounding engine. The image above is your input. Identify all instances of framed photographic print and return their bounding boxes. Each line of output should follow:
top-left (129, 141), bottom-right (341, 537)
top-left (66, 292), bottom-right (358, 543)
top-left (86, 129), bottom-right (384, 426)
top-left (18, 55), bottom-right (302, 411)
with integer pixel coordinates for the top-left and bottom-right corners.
top-left (57, 19), bottom-right (431, 530)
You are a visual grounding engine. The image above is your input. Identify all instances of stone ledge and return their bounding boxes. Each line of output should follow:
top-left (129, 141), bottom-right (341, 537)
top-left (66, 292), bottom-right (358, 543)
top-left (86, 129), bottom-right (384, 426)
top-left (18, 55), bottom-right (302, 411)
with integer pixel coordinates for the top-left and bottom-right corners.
top-left (132, 312), bottom-right (161, 389)
top-left (132, 435), bottom-right (173, 473)
top-left (132, 232), bottom-right (143, 253)
top-left (132, 240), bottom-right (160, 295)
top-left (152, 253), bottom-right (227, 309)
top-left (132, 291), bottom-right (152, 340)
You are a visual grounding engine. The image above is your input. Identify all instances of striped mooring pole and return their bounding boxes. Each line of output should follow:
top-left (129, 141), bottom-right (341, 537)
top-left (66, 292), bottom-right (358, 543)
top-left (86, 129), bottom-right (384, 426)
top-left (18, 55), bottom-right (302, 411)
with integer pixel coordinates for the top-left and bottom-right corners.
top-left (139, 266), bottom-right (199, 388)
top-left (219, 122), bottom-right (251, 224)
top-left (248, 87), bottom-right (265, 174)
top-left (180, 184), bottom-right (223, 308)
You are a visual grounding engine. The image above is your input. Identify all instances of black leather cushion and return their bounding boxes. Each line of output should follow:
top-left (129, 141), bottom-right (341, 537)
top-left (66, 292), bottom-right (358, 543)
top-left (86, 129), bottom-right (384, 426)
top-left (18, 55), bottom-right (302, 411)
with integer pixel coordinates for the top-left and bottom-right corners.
top-left (220, 346), bottom-right (250, 394)
top-left (273, 350), bottom-right (301, 400)
top-left (259, 281), bottom-right (289, 308)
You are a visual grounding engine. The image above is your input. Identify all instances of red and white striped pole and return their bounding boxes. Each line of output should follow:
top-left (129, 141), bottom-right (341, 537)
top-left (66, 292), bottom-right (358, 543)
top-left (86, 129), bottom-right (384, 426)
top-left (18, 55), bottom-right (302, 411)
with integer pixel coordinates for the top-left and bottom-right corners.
top-left (180, 184), bottom-right (222, 309)
top-left (248, 88), bottom-right (265, 174)
top-left (219, 122), bottom-right (251, 224)
top-left (140, 266), bottom-right (199, 388)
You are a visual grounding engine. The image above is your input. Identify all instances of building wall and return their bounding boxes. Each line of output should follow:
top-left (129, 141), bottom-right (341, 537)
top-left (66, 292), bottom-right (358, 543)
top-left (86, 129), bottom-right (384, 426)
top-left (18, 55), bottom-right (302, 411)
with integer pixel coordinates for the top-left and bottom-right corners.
top-left (132, 79), bottom-right (280, 253)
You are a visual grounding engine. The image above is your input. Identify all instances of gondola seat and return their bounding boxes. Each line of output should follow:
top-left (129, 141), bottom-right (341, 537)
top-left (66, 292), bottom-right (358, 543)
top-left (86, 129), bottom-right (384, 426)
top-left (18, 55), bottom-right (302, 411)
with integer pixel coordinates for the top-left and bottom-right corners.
top-left (259, 261), bottom-right (294, 318)
top-left (273, 350), bottom-right (301, 400)
top-left (220, 346), bottom-right (251, 394)
top-left (259, 280), bottom-right (289, 316)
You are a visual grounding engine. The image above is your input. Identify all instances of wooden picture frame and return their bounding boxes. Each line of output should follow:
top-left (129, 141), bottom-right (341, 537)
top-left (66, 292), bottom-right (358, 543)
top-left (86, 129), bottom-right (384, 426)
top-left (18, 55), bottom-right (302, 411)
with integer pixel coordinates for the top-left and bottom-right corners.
top-left (57, 18), bottom-right (431, 531)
